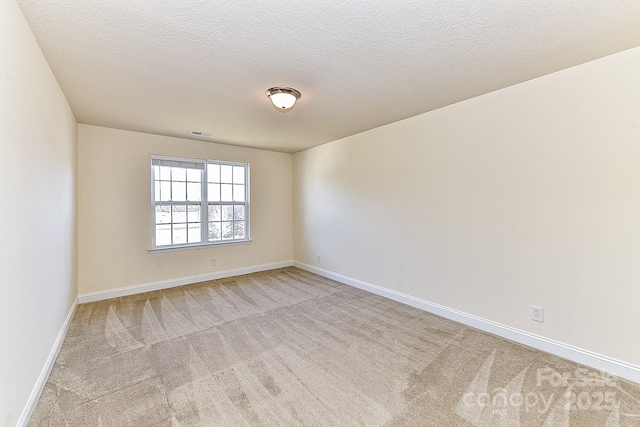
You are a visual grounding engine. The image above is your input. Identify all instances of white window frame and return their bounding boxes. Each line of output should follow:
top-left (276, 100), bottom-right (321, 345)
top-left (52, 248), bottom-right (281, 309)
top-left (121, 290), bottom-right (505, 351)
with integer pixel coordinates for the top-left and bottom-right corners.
top-left (150, 155), bottom-right (250, 251)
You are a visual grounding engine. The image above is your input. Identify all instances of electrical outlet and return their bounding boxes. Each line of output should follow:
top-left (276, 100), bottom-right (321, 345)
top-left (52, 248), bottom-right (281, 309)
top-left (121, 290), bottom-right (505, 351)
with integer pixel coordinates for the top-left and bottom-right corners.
top-left (531, 306), bottom-right (544, 323)
top-left (210, 258), bottom-right (217, 266)
top-left (316, 254), bottom-right (321, 262)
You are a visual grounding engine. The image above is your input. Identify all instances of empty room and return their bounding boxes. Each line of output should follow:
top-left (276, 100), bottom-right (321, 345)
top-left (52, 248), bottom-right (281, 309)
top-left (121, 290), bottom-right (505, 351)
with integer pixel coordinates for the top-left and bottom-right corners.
top-left (2, 0), bottom-right (640, 426)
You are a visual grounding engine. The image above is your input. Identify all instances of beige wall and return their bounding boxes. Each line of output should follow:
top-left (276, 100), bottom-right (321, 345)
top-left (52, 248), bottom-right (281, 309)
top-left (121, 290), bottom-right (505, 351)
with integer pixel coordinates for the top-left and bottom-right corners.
top-left (77, 125), bottom-right (292, 294)
top-left (293, 46), bottom-right (640, 365)
top-left (0, 0), bottom-right (78, 424)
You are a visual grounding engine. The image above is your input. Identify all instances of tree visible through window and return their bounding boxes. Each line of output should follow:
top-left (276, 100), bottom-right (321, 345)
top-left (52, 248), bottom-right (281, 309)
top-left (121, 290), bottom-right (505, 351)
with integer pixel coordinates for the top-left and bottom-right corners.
top-left (151, 156), bottom-right (249, 249)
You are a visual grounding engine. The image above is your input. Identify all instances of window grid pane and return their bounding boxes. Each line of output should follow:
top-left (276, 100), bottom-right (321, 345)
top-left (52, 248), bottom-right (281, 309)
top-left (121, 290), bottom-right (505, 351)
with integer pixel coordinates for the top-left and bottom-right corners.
top-left (159, 166), bottom-right (171, 180)
top-left (187, 182), bottom-right (201, 201)
top-left (155, 224), bottom-right (171, 246)
top-left (208, 222), bottom-right (221, 241)
top-left (188, 223), bottom-right (201, 243)
top-left (221, 184), bottom-right (233, 201)
top-left (186, 168), bottom-right (200, 182)
top-left (187, 205), bottom-right (200, 222)
top-left (234, 205), bottom-right (245, 220)
top-left (233, 184), bottom-right (245, 202)
top-left (234, 221), bottom-right (245, 239)
top-left (171, 167), bottom-right (186, 181)
top-left (159, 181), bottom-right (171, 201)
top-left (233, 166), bottom-right (245, 184)
top-left (221, 165), bottom-right (233, 183)
top-left (207, 164), bottom-right (220, 183)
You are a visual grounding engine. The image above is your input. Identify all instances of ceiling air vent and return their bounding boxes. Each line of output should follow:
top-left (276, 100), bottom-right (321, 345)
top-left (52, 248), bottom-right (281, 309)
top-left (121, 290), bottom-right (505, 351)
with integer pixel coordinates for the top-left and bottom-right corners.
top-left (188, 130), bottom-right (214, 138)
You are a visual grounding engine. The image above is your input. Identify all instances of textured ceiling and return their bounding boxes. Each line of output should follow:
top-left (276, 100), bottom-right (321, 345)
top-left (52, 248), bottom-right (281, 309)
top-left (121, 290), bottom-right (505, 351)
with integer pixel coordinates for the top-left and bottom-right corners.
top-left (16, 0), bottom-right (640, 153)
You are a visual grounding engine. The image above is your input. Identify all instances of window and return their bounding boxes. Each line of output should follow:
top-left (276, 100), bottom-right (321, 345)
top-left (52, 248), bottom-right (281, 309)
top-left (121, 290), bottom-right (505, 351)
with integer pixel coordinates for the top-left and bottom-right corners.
top-left (151, 156), bottom-right (249, 249)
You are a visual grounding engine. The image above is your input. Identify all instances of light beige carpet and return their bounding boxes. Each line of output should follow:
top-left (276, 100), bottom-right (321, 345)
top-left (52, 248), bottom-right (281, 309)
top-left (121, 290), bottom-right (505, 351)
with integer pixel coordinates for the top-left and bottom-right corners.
top-left (29, 267), bottom-right (640, 426)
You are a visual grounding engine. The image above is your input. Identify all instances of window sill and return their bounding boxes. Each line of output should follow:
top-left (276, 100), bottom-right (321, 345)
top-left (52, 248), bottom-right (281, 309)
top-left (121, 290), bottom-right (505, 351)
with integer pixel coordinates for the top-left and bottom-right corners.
top-left (149, 239), bottom-right (252, 253)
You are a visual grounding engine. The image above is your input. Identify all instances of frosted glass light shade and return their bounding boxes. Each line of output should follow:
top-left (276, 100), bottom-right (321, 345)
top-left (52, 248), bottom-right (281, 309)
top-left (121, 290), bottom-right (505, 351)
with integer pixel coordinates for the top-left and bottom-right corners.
top-left (270, 92), bottom-right (297, 109)
top-left (266, 87), bottom-right (301, 112)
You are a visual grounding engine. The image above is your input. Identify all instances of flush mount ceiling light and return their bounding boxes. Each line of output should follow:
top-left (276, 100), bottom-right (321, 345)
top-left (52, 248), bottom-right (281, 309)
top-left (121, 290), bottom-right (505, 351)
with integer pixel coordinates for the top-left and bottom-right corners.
top-left (265, 87), bottom-right (301, 112)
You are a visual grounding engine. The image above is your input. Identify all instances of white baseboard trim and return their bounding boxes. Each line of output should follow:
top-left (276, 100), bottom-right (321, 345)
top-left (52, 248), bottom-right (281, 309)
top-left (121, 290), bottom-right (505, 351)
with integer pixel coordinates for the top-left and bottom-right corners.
top-left (293, 261), bottom-right (640, 385)
top-left (78, 261), bottom-right (294, 303)
top-left (18, 296), bottom-right (78, 427)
